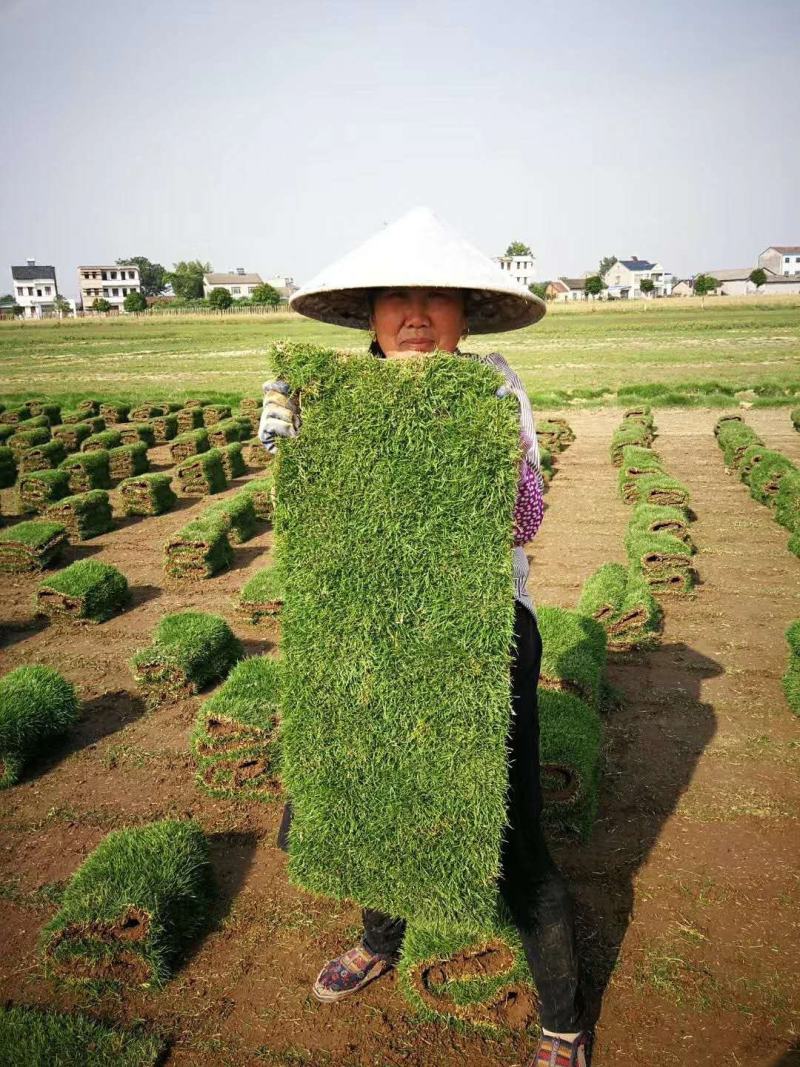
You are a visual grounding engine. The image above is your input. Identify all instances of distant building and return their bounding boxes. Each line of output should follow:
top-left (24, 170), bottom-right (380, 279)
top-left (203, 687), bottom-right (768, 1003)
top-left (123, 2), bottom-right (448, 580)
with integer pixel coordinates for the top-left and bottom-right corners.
top-left (546, 277), bottom-right (586, 302)
top-left (78, 264), bottom-right (141, 312)
top-left (702, 268), bottom-right (764, 297)
top-left (603, 257), bottom-right (673, 298)
top-left (11, 259), bottom-right (59, 318)
top-left (758, 246), bottom-right (800, 277)
top-left (494, 252), bottom-right (537, 288)
top-left (670, 279), bottom-right (694, 297)
top-left (263, 275), bottom-right (298, 300)
top-left (203, 269), bottom-right (263, 299)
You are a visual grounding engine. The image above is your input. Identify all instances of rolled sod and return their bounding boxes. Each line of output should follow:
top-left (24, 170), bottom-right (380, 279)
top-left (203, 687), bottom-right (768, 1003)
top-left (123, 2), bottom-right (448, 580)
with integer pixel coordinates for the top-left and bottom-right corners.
top-left (52, 422), bottom-right (92, 452)
top-left (118, 472), bottom-right (177, 516)
top-left (81, 429), bottom-right (122, 452)
top-left (398, 917), bottom-right (536, 1032)
top-left (625, 528), bottom-right (694, 594)
top-left (624, 404), bottom-right (652, 420)
top-left (747, 451), bottom-right (797, 506)
top-left (84, 415), bottom-right (107, 434)
top-left (192, 655), bottom-right (282, 801)
top-left (131, 611), bottom-right (243, 703)
top-left (234, 413), bottom-right (255, 435)
top-left (150, 413), bottom-right (179, 442)
top-left (738, 443), bottom-right (771, 482)
top-left (0, 446), bottom-right (17, 488)
top-left (0, 520), bottom-right (67, 572)
top-left (175, 406), bottom-right (206, 432)
top-left (714, 413), bottom-right (744, 437)
top-left (202, 403), bottom-right (232, 426)
top-left (239, 396), bottom-right (262, 415)
top-left (0, 405), bottom-right (30, 425)
top-left (18, 439), bottom-right (67, 474)
top-left (776, 470), bottom-right (800, 533)
top-left (792, 408), bottom-right (800, 432)
top-left (273, 343), bottom-right (521, 926)
top-left (205, 492), bottom-right (258, 543)
top-left (717, 421), bottom-right (763, 469)
top-left (26, 400), bottom-right (62, 422)
top-left (536, 605), bottom-right (607, 706)
top-left (629, 502), bottom-right (692, 543)
top-left (0, 424), bottom-right (18, 443)
top-left (183, 397), bottom-right (211, 408)
top-left (207, 417), bottom-right (244, 448)
top-left (623, 471), bottom-right (691, 508)
top-left (23, 414), bottom-right (54, 430)
top-left (578, 562), bottom-right (661, 650)
top-left (129, 403), bottom-right (164, 420)
top-left (9, 426), bottom-right (51, 458)
top-left (244, 436), bottom-right (273, 469)
top-left (618, 445), bottom-right (664, 503)
top-left (170, 427), bottom-right (210, 461)
top-left (536, 417), bottom-right (575, 453)
top-left (538, 445), bottom-right (553, 483)
top-left (0, 665), bottom-right (78, 788)
top-left (164, 516), bottom-right (233, 579)
top-left (239, 562), bottom-right (285, 622)
top-left (539, 688), bottom-right (602, 838)
top-left (219, 440), bottom-right (246, 480)
top-left (0, 1004), bottom-right (164, 1067)
top-left (45, 490), bottom-right (114, 541)
top-left (240, 473), bottom-right (275, 521)
top-left (108, 442), bottom-right (150, 479)
top-left (18, 468), bottom-right (71, 513)
top-left (60, 449), bottom-right (112, 492)
top-left (36, 560), bottom-right (130, 622)
top-left (610, 421), bottom-right (654, 464)
top-left (118, 422), bottom-right (156, 447)
top-left (41, 819), bottom-right (214, 986)
top-left (784, 621), bottom-right (800, 715)
top-left (790, 532), bottom-right (800, 560)
top-left (175, 448), bottom-right (227, 495)
top-left (99, 401), bottom-right (130, 423)
top-left (77, 398), bottom-right (101, 416)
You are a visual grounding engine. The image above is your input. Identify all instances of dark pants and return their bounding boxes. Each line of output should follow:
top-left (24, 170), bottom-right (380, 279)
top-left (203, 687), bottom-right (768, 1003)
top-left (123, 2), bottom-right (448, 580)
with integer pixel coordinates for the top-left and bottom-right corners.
top-left (277, 601), bottom-right (582, 1032)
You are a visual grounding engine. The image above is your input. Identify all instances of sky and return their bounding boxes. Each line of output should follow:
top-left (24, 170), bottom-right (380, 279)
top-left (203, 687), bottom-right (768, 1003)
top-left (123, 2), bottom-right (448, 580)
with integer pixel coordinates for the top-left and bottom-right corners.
top-left (1, 0), bottom-right (797, 300)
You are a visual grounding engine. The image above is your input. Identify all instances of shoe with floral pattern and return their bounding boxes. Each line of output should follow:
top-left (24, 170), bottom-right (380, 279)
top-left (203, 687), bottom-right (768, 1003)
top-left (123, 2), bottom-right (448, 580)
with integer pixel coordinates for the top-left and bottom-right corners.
top-left (527, 1030), bottom-right (590, 1067)
top-left (312, 943), bottom-right (395, 1002)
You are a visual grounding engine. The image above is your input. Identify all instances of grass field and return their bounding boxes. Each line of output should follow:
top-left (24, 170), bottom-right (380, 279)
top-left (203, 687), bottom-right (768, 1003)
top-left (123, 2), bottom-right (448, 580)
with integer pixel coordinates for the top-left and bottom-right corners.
top-left (2, 295), bottom-right (799, 409)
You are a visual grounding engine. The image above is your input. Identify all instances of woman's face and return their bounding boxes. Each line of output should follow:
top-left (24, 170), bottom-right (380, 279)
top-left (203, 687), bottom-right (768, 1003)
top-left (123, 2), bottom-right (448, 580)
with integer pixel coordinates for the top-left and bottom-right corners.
top-left (370, 287), bottom-right (467, 357)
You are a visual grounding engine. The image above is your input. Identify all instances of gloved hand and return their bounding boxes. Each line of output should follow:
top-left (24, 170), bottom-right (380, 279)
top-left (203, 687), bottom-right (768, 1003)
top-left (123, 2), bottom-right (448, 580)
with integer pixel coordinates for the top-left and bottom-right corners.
top-left (258, 380), bottom-right (301, 454)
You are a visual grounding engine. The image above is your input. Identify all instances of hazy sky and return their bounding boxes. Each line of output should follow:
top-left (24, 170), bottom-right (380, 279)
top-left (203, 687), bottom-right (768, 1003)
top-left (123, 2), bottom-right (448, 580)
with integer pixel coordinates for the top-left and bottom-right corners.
top-left (1, 0), bottom-right (797, 299)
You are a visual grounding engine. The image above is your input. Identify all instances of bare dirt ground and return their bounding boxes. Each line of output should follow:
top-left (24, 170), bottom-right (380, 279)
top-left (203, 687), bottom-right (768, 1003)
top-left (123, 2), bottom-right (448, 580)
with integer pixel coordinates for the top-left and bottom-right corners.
top-left (1, 412), bottom-right (799, 1067)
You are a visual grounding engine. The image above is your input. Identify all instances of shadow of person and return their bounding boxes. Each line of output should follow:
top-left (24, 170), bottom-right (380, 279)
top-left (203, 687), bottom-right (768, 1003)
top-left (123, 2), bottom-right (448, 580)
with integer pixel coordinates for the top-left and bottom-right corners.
top-left (550, 640), bottom-right (722, 1026)
top-left (771, 1042), bottom-right (800, 1066)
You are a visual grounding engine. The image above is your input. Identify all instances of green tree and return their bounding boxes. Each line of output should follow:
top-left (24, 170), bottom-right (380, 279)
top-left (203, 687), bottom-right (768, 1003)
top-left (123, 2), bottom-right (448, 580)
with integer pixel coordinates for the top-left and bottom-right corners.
top-left (528, 282), bottom-right (548, 301)
top-left (505, 241), bottom-right (532, 257)
top-left (91, 297), bottom-right (111, 312)
top-left (116, 256), bottom-right (167, 297)
top-left (598, 255), bottom-right (618, 277)
top-left (585, 275), bottom-right (605, 301)
top-left (208, 287), bottom-right (234, 309)
top-left (693, 274), bottom-right (719, 308)
top-left (53, 294), bottom-right (71, 316)
top-left (123, 290), bottom-right (147, 313)
top-left (749, 267), bottom-right (767, 291)
top-left (250, 283), bottom-right (281, 307)
top-left (166, 260), bottom-right (210, 300)
top-left (640, 278), bottom-right (656, 297)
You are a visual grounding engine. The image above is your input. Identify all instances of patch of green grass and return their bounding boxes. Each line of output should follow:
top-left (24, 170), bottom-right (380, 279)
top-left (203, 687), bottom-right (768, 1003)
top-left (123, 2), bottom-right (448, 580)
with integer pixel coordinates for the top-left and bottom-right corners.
top-left (81, 429), bottom-right (122, 452)
top-left (118, 472), bottom-right (177, 516)
top-left (577, 562), bottom-right (661, 650)
top-left (45, 489), bottom-right (114, 540)
top-left (36, 559), bottom-right (130, 623)
top-left (60, 449), bottom-right (112, 492)
top-left (537, 605), bottom-right (608, 705)
top-left (239, 563), bottom-right (285, 622)
top-left (0, 1004), bottom-right (165, 1066)
top-left (0, 519), bottom-right (68, 572)
top-left (205, 491), bottom-right (258, 543)
top-left (0, 665), bottom-right (79, 788)
top-left (131, 611), bottom-right (243, 704)
top-left (108, 442), bottom-right (149, 479)
top-left (220, 440), bottom-right (246, 479)
top-left (175, 448), bottom-right (227, 495)
top-left (18, 467), bottom-right (71, 513)
top-left (164, 516), bottom-right (233, 579)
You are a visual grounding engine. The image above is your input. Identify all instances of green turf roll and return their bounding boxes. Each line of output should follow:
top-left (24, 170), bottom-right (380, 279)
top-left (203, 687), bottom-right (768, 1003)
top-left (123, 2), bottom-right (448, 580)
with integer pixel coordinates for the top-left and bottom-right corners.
top-left (714, 413), bottom-right (744, 437)
top-left (99, 401), bottom-right (131, 423)
top-left (0, 665), bottom-right (78, 788)
top-left (539, 688), bottom-right (602, 838)
top-left (220, 440), bottom-right (246, 480)
top-left (9, 426), bottom-right (51, 459)
top-left (118, 472), bottom-right (177, 515)
top-left (170, 427), bottom-right (210, 461)
top-left (0, 1004), bottom-right (164, 1067)
top-left (81, 429), bottom-right (122, 452)
top-left (26, 400), bottom-right (62, 423)
top-left (577, 562), bottom-right (661, 650)
top-left (204, 491), bottom-right (257, 543)
top-left (244, 436), bottom-right (273, 469)
top-left (60, 449), bottom-right (112, 492)
top-left (775, 470), bottom-right (800, 533)
top-left (235, 413), bottom-right (255, 436)
top-left (618, 445), bottom-right (664, 503)
top-left (0, 446), bottom-right (17, 488)
top-left (738, 443), bottom-right (771, 482)
top-left (537, 605), bottom-right (608, 705)
top-left (108, 442), bottom-right (149, 480)
top-left (239, 396), bottom-right (262, 415)
top-left (747, 451), bottom-right (797, 506)
top-left (790, 531), bottom-right (800, 559)
top-left (0, 520), bottom-right (67, 572)
top-left (240, 473), bottom-right (275, 520)
top-left (610, 421), bottom-right (654, 465)
top-left (175, 406), bottom-right (206, 433)
top-left (239, 562), bottom-right (285, 622)
top-left (0, 424), bottom-right (17, 443)
top-left (273, 343), bottom-right (521, 926)
top-left (164, 516), bottom-right (233, 579)
top-left (536, 417), bottom-right (575, 453)
top-left (41, 819), bottom-right (214, 986)
top-left (131, 611), bottom-right (243, 704)
top-left (52, 421), bottom-right (92, 452)
top-left (118, 422), bottom-right (156, 447)
top-left (129, 403), bottom-right (165, 420)
top-left (0, 405), bottom-right (31, 425)
top-left (538, 445), bottom-right (553, 483)
top-left (625, 527), bottom-right (694, 594)
top-left (623, 471), bottom-right (690, 508)
top-left (717, 421), bottom-right (763, 469)
top-left (791, 408), bottom-right (800, 432)
top-left (629, 502), bottom-right (692, 543)
top-left (783, 621), bottom-right (800, 716)
top-left (207, 417), bottom-right (244, 448)
top-left (202, 404), bottom-right (232, 426)
top-left (175, 448), bottom-right (227, 495)
top-left (18, 438), bottom-right (67, 474)
top-left (36, 559), bottom-right (130, 622)
top-left (150, 412), bottom-right (179, 442)
top-left (77, 398), bottom-right (101, 416)
top-left (45, 489), bottom-right (114, 540)
top-left (18, 468), bottom-right (71, 513)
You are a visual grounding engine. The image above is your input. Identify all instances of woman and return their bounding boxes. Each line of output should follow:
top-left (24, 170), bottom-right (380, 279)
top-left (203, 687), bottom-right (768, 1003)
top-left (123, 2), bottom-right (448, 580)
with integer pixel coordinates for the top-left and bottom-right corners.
top-left (259, 208), bottom-right (590, 1067)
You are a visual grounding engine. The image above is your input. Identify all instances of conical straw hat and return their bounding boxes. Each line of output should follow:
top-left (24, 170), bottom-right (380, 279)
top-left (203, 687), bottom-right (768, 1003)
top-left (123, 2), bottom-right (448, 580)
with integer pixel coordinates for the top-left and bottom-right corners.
top-left (289, 207), bottom-right (545, 334)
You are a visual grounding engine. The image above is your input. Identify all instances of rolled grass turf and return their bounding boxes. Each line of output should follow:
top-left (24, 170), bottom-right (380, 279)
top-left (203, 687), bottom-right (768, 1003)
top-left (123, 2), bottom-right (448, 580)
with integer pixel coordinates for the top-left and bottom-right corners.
top-left (0, 405), bottom-right (30, 425)
top-left (244, 437), bottom-right (273, 469)
top-left (239, 562), bottom-right (285, 622)
top-left (539, 688), bottom-right (602, 839)
top-left (45, 489), bottom-right (114, 541)
top-left (99, 401), bottom-right (130, 423)
top-left (0, 520), bottom-right (68, 572)
top-left (239, 396), bottom-right (262, 415)
top-left (18, 469), bottom-right (71, 513)
top-left (170, 427), bottom-right (210, 461)
top-left (219, 440), bottom-right (246, 480)
top-left (784, 620), bottom-right (800, 715)
top-left (792, 408), bottom-right (800, 432)
top-left (738, 443), bottom-right (771, 482)
top-left (714, 413), bottom-right (744, 437)
top-left (207, 417), bottom-right (244, 448)
top-left (0, 424), bottom-right (17, 443)
top-left (202, 404), bottom-right (232, 426)
top-left (717, 421), bottom-right (763, 469)
top-left (0, 1004), bottom-right (164, 1067)
top-left (610, 422), bottom-right (654, 464)
top-left (164, 516), bottom-right (233, 579)
top-left (618, 445), bottom-right (664, 503)
top-left (60, 449), bottom-right (112, 492)
top-left (204, 492), bottom-right (258, 543)
top-left (240, 473), bottom-right (275, 521)
top-left (77, 398), bottom-right (101, 416)
top-left (108, 442), bottom-right (150, 479)
top-left (8, 426), bottom-right (51, 458)
top-left (52, 422), bottom-right (92, 452)
top-left (18, 439), bottom-right (66, 474)
top-left (118, 423), bottom-right (156, 447)
top-left (577, 562), bottom-right (661, 650)
top-left (118, 472), bottom-right (177, 516)
top-left (0, 446), bottom-right (17, 488)
top-left (536, 605), bottom-right (607, 706)
top-left (623, 471), bottom-right (691, 508)
top-left (0, 665), bottom-right (78, 788)
top-left (36, 560), bottom-right (130, 622)
top-left (150, 413), bottom-right (179, 442)
top-left (175, 448), bottom-right (227, 495)
top-left (192, 655), bottom-right (283, 801)
top-left (81, 429), bottom-right (122, 452)
top-left (175, 406), bottom-right (206, 432)
top-left (41, 819), bottom-right (214, 986)
top-left (131, 612), bottom-right (243, 704)
top-left (129, 403), bottom-right (165, 421)
top-left (747, 451), bottom-right (797, 506)
top-left (776, 470), bottom-right (800, 534)
top-left (26, 400), bottom-right (62, 422)
top-left (628, 502), bottom-right (692, 543)
top-left (535, 417), bottom-right (574, 453)
top-left (625, 528), bottom-right (695, 594)
top-left (272, 342), bottom-right (521, 926)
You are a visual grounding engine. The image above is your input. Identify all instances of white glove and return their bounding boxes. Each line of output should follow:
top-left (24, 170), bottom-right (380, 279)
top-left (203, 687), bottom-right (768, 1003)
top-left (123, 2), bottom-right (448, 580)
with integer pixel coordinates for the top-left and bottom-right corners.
top-left (258, 380), bottom-right (301, 454)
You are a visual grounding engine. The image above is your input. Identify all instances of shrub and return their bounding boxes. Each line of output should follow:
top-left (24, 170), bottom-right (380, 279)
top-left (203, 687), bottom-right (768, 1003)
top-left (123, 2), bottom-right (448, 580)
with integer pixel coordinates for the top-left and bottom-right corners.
top-left (625, 528), bottom-right (694, 595)
top-left (577, 562), bottom-right (661, 650)
top-left (175, 448), bottom-right (227, 495)
top-left (81, 429), bottom-right (122, 452)
top-left (18, 438), bottom-right (67, 473)
top-left (240, 473), bottom-right (275, 520)
top-left (239, 563), bottom-right (285, 622)
top-left (539, 689), bottom-right (603, 838)
top-left (0, 1004), bottom-right (165, 1067)
top-left (60, 449), bottom-right (112, 492)
top-left (243, 437), bottom-right (272, 469)
top-left (118, 472), bottom-right (177, 515)
top-left (9, 426), bottom-right (51, 458)
top-left (207, 417), bottom-right (244, 448)
top-left (36, 560), bottom-right (130, 622)
top-left (208, 286), bottom-right (233, 309)
top-left (219, 440), bottom-right (246, 479)
top-left (131, 612), bottom-right (243, 703)
top-left (0, 446), bottom-right (17, 487)
top-left (0, 665), bottom-right (78, 787)
top-left (205, 492), bottom-right (257, 543)
top-left (176, 407), bottom-right (205, 433)
top-left (45, 489), bottom-right (114, 541)
top-left (202, 404), bottom-right (232, 426)
top-left (150, 413), bottom-right (179, 442)
top-left (124, 290), bottom-right (147, 313)
top-left (108, 442), bottom-right (149, 479)
top-left (41, 819), bottom-right (214, 986)
top-left (99, 401), bottom-right (130, 423)
top-left (537, 606), bottom-right (607, 705)
top-left (52, 422), bottom-right (92, 452)
top-left (18, 468), bottom-right (71, 513)
top-left (164, 516), bottom-right (233, 579)
top-left (0, 520), bottom-right (68, 572)
top-left (118, 423), bottom-right (156, 447)
top-left (170, 427), bottom-right (209, 461)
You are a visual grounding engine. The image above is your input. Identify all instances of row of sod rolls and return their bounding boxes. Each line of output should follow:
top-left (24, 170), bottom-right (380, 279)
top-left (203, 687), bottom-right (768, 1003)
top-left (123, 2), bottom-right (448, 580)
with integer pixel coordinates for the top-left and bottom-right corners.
top-left (535, 416), bottom-right (574, 484)
top-left (715, 413), bottom-right (800, 559)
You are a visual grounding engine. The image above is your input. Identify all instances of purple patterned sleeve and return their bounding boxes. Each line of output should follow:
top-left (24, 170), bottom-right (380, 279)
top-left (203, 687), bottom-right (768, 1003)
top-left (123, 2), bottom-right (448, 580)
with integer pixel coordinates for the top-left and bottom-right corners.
top-left (513, 449), bottom-right (545, 546)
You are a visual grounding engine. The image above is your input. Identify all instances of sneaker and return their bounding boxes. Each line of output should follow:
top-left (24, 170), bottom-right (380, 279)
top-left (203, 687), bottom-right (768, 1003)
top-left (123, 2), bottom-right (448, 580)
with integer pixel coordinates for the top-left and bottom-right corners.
top-left (527, 1031), bottom-right (590, 1067)
top-left (312, 943), bottom-right (394, 1003)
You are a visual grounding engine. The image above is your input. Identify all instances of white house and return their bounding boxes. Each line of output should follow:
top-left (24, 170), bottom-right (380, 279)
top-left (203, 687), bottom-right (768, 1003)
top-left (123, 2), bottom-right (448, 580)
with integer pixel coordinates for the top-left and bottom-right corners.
top-left (11, 259), bottom-right (59, 318)
top-left (263, 275), bottom-right (298, 300)
top-left (78, 264), bottom-right (141, 312)
top-left (546, 278), bottom-right (587, 302)
top-left (671, 279), bottom-right (694, 297)
top-left (203, 269), bottom-right (263, 299)
top-left (603, 257), bottom-right (673, 298)
top-left (758, 246), bottom-right (800, 277)
top-left (494, 252), bottom-right (536, 288)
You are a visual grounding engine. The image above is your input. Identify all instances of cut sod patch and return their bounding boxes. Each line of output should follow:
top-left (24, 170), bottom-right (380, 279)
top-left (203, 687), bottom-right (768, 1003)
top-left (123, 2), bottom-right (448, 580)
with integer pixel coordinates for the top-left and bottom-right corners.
top-left (108, 442), bottom-right (150, 480)
top-left (202, 404), bottom-right (232, 426)
top-left (272, 343), bottom-right (521, 926)
top-left (18, 439), bottom-right (67, 474)
top-left (243, 437), bottom-right (272, 469)
top-left (239, 563), bottom-right (285, 623)
top-left (717, 421), bottom-right (763, 469)
top-left (626, 528), bottom-right (695, 595)
top-left (629, 502), bottom-right (692, 543)
top-left (539, 689), bottom-right (602, 839)
top-left (164, 516), bottom-right (233, 580)
top-left (714, 413), bottom-right (744, 437)
top-left (219, 441), bottom-right (246, 480)
top-left (81, 429), bottom-right (122, 452)
top-left (0, 520), bottom-right (67, 572)
top-left (784, 621), bottom-right (800, 715)
top-left (578, 562), bottom-right (661, 650)
top-left (175, 448), bottom-right (227, 495)
top-left (618, 445), bottom-right (664, 503)
top-left (118, 472), bottom-right (177, 516)
top-left (26, 399), bottom-right (62, 422)
top-left (204, 492), bottom-right (258, 543)
top-left (0, 665), bottom-right (78, 788)
top-left (537, 605), bottom-right (607, 706)
top-left (170, 427), bottom-right (210, 461)
top-left (535, 417), bottom-right (574, 453)
top-left (776, 470), bottom-right (800, 534)
top-left (240, 473), bottom-right (275, 521)
top-left (8, 426), bottom-right (51, 458)
top-left (99, 401), bottom-right (130, 423)
top-left (131, 611), bottom-right (243, 704)
top-left (45, 489), bottom-right (114, 541)
top-left (0, 1004), bottom-right (164, 1067)
top-left (118, 423), bottom-right (156, 447)
top-left (738, 443), bottom-right (771, 482)
top-left (207, 417), bottom-right (244, 448)
top-left (0, 424), bottom-right (17, 444)
top-left (175, 407), bottom-right (206, 433)
top-left (192, 655), bottom-right (283, 801)
top-left (239, 396), bottom-right (262, 416)
top-left (150, 413), bottom-right (179, 442)
top-left (611, 422), bottom-right (655, 464)
top-left (36, 560), bottom-right (130, 623)
top-left (0, 405), bottom-right (31, 425)
top-left (18, 469), bottom-right (71, 513)
top-left (60, 449), bottom-right (112, 492)
top-left (0, 446), bottom-right (17, 488)
top-left (129, 404), bottom-right (165, 421)
top-left (623, 471), bottom-right (691, 509)
top-left (52, 422), bottom-right (92, 452)
top-left (42, 818), bottom-right (214, 986)
top-left (77, 398), bottom-right (101, 416)
top-left (747, 451), bottom-right (797, 506)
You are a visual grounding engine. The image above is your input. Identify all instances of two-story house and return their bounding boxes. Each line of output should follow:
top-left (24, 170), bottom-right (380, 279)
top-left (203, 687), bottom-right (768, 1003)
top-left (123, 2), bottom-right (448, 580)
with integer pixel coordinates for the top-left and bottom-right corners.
top-left (603, 257), bottom-right (673, 298)
top-left (78, 264), bottom-right (141, 312)
top-left (11, 259), bottom-right (59, 318)
top-left (494, 252), bottom-right (537, 288)
top-left (546, 278), bottom-right (587, 302)
top-left (203, 269), bottom-right (264, 299)
top-left (758, 246), bottom-right (800, 277)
